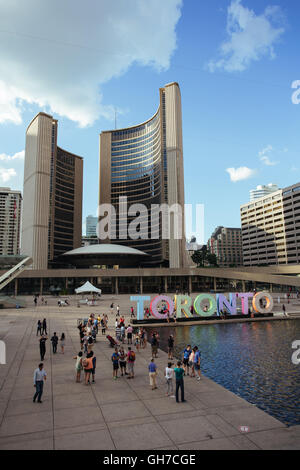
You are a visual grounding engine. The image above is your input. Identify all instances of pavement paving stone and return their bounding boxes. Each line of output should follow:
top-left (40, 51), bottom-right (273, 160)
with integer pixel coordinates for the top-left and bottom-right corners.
top-left (159, 415), bottom-right (225, 444)
top-left (54, 404), bottom-right (104, 429)
top-left (0, 410), bottom-right (53, 437)
top-left (110, 422), bottom-right (173, 450)
top-left (55, 429), bottom-right (114, 450)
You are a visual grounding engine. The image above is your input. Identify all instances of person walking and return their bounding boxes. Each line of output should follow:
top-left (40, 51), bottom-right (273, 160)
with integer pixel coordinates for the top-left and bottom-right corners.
top-left (165, 362), bottom-right (175, 397)
top-left (168, 334), bottom-right (174, 359)
top-left (111, 347), bottom-right (120, 380)
top-left (39, 335), bottom-right (47, 361)
top-left (36, 320), bottom-right (42, 336)
top-left (193, 346), bottom-right (201, 381)
top-left (130, 306), bottom-right (135, 319)
top-left (74, 351), bottom-right (83, 382)
top-left (51, 332), bottom-right (58, 354)
top-left (60, 333), bottom-right (65, 354)
top-left (116, 305), bottom-right (120, 317)
top-left (148, 358), bottom-right (158, 390)
top-left (151, 333), bottom-right (158, 358)
top-left (127, 347), bottom-right (135, 379)
top-left (42, 318), bottom-right (47, 335)
top-left (119, 347), bottom-right (127, 376)
top-left (33, 363), bottom-right (47, 403)
top-left (174, 361), bottom-right (186, 403)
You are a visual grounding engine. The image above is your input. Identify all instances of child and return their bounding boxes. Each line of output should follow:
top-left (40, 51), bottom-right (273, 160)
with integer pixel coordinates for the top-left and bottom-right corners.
top-left (134, 333), bottom-right (140, 352)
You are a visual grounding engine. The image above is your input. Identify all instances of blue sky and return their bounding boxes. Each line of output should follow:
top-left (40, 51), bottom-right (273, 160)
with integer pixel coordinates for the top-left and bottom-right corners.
top-left (0, 0), bottom-right (299, 242)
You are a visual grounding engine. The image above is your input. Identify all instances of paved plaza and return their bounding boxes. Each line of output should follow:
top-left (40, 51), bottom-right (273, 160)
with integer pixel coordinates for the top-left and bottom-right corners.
top-left (0, 294), bottom-right (299, 450)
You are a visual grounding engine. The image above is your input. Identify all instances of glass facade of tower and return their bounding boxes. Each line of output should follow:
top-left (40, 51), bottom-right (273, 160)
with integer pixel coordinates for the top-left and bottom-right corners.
top-left (110, 111), bottom-right (164, 265)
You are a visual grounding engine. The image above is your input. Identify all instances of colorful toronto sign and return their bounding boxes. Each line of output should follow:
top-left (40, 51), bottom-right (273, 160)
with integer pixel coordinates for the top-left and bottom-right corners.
top-left (130, 292), bottom-right (274, 321)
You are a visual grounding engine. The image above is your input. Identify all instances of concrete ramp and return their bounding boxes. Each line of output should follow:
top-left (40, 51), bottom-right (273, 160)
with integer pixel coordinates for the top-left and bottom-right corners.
top-left (0, 296), bottom-right (27, 308)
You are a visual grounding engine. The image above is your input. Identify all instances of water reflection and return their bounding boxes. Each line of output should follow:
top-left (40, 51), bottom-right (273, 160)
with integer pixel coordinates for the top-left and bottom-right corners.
top-left (146, 320), bottom-right (300, 426)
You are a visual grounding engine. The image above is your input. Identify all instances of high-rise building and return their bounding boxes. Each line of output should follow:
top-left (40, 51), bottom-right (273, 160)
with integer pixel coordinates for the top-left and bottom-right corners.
top-left (250, 184), bottom-right (279, 202)
top-left (207, 226), bottom-right (243, 267)
top-left (86, 215), bottom-right (98, 237)
top-left (0, 187), bottom-right (22, 255)
top-left (21, 112), bottom-right (83, 269)
top-left (241, 182), bottom-right (300, 266)
top-left (99, 82), bottom-right (187, 267)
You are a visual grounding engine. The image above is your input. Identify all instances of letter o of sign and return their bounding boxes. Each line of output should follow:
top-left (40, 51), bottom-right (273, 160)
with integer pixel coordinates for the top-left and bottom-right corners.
top-left (150, 295), bottom-right (174, 319)
top-left (252, 292), bottom-right (274, 314)
top-left (194, 294), bottom-right (217, 317)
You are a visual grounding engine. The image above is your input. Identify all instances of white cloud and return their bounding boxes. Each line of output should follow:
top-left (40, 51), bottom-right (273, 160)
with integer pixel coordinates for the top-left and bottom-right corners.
top-left (208, 0), bottom-right (285, 72)
top-left (226, 166), bottom-right (256, 182)
top-left (0, 168), bottom-right (17, 183)
top-left (0, 150), bottom-right (24, 161)
top-left (259, 144), bottom-right (279, 166)
top-left (0, 0), bottom-right (182, 127)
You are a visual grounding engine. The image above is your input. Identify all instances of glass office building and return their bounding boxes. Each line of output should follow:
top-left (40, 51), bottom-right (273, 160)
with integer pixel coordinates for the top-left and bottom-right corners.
top-left (99, 83), bottom-right (187, 268)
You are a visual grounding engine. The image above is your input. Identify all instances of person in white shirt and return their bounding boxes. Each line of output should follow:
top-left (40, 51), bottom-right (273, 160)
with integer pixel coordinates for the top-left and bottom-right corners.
top-left (33, 363), bottom-right (47, 403)
top-left (165, 362), bottom-right (175, 397)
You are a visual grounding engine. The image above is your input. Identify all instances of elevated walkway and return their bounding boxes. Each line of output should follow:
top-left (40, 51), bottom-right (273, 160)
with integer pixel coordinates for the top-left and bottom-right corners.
top-left (0, 256), bottom-right (32, 292)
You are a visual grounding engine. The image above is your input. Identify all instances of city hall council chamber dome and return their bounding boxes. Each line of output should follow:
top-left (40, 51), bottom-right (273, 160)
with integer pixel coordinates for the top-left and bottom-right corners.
top-left (61, 244), bottom-right (148, 268)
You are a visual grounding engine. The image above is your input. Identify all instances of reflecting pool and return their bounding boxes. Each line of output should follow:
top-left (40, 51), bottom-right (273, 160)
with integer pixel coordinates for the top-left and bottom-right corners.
top-left (147, 320), bottom-right (300, 425)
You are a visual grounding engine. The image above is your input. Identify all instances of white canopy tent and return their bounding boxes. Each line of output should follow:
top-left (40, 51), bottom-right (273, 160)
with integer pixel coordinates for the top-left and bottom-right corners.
top-left (75, 281), bottom-right (101, 295)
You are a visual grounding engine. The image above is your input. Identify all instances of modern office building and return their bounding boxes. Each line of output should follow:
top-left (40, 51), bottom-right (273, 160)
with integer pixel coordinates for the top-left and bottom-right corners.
top-left (250, 184), bottom-right (279, 202)
top-left (99, 82), bottom-right (187, 268)
top-left (207, 226), bottom-right (243, 267)
top-left (241, 182), bottom-right (300, 266)
top-left (86, 215), bottom-right (98, 237)
top-left (21, 112), bottom-right (83, 269)
top-left (0, 187), bottom-right (22, 255)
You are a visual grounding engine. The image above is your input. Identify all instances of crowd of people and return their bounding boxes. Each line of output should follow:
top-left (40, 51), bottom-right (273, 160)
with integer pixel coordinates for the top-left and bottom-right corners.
top-left (32, 302), bottom-right (202, 408)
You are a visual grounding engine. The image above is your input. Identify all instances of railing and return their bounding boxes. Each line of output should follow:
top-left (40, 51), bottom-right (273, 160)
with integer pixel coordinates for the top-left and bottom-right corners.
top-left (0, 257), bottom-right (32, 292)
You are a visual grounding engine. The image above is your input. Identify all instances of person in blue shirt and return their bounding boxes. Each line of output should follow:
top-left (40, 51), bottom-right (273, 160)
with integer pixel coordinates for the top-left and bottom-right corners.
top-left (148, 358), bottom-right (158, 390)
top-left (193, 346), bottom-right (201, 381)
top-left (182, 345), bottom-right (191, 376)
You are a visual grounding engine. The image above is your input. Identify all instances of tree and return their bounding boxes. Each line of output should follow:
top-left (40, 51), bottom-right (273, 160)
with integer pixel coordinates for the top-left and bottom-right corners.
top-left (206, 253), bottom-right (218, 267)
top-left (191, 246), bottom-right (207, 267)
top-left (191, 246), bottom-right (218, 267)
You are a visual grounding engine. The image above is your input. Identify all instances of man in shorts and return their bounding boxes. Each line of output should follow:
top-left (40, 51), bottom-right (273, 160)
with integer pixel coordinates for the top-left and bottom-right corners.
top-left (111, 348), bottom-right (119, 380)
top-left (182, 345), bottom-right (191, 376)
top-left (127, 324), bottom-right (133, 345)
top-left (127, 347), bottom-right (135, 379)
